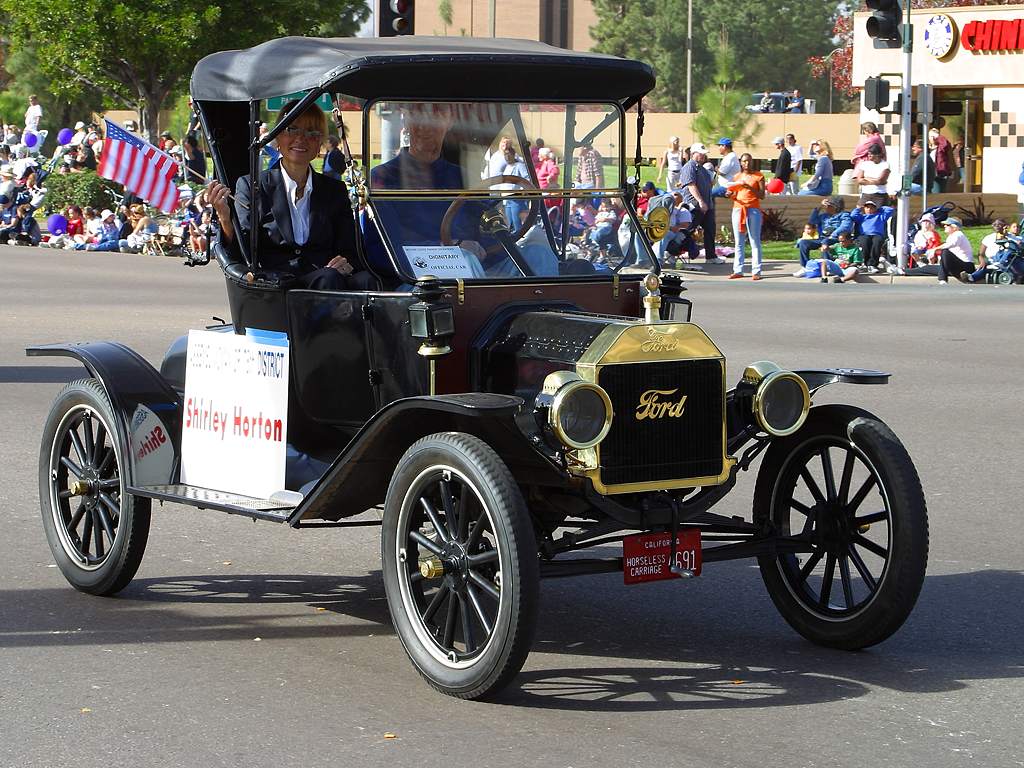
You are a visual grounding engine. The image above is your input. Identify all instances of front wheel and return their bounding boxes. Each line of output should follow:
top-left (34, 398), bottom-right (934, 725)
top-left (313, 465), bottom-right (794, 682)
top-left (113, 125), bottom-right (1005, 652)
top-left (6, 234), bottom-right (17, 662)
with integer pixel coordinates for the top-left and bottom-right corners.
top-left (754, 405), bottom-right (928, 650)
top-left (38, 378), bottom-right (151, 595)
top-left (382, 432), bottom-right (538, 699)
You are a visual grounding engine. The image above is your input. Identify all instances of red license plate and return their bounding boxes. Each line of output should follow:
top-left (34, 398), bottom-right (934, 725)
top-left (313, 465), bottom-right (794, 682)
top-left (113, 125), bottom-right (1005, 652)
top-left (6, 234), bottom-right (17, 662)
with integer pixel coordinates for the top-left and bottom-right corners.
top-left (622, 529), bottom-right (702, 584)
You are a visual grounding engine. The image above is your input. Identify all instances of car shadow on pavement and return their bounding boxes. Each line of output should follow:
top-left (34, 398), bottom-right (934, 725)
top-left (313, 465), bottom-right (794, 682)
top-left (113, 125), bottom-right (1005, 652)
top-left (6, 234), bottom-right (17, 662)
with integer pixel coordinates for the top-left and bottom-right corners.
top-left (3, 567), bottom-right (1020, 713)
top-left (0, 574), bottom-right (392, 648)
top-left (500, 565), bottom-right (1024, 711)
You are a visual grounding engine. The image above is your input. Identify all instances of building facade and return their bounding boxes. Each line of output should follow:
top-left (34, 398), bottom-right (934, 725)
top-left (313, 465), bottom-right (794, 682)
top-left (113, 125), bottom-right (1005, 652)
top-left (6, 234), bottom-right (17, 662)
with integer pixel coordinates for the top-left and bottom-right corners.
top-left (852, 3), bottom-right (1024, 194)
top-left (414, 0), bottom-right (599, 51)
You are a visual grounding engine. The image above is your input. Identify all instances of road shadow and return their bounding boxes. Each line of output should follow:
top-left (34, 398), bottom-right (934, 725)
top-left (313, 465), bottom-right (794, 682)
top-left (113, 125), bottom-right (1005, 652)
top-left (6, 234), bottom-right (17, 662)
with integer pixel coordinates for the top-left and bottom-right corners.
top-left (0, 573), bottom-right (391, 647)
top-left (499, 565), bottom-right (1024, 711)
top-left (3, 566), bottom-right (1020, 712)
top-left (0, 364), bottom-right (84, 383)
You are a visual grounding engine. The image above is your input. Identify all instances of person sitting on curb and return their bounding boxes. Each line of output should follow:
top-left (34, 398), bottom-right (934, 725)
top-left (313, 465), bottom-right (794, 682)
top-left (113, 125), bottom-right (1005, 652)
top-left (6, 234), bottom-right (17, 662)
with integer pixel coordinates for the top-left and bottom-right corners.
top-left (796, 196), bottom-right (852, 266)
top-left (891, 213), bottom-right (943, 274)
top-left (966, 218), bottom-right (1009, 283)
top-left (74, 209), bottom-right (121, 252)
top-left (0, 202), bottom-right (41, 245)
top-left (825, 231), bottom-right (864, 269)
top-left (932, 217), bottom-right (974, 283)
top-left (850, 199), bottom-right (895, 274)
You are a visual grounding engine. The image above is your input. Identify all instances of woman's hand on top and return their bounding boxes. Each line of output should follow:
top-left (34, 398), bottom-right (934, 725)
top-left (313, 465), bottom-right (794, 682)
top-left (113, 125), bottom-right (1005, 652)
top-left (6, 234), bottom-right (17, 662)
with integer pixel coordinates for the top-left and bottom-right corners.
top-left (205, 180), bottom-right (235, 242)
top-left (206, 180), bottom-right (231, 219)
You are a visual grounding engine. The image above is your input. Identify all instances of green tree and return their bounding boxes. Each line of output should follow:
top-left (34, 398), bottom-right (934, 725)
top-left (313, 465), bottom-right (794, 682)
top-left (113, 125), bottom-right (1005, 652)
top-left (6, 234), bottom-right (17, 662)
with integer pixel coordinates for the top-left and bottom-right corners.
top-left (439, 0), bottom-right (454, 35)
top-left (691, 30), bottom-right (760, 146)
top-left (0, 0), bottom-right (370, 142)
top-left (591, 0), bottom-right (687, 111)
top-left (592, 0), bottom-right (839, 110)
top-left (1, 43), bottom-right (105, 152)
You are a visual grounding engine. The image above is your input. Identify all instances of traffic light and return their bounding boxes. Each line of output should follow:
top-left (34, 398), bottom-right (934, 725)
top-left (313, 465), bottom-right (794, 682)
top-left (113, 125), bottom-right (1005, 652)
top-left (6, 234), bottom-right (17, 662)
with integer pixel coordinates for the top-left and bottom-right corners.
top-left (866, 0), bottom-right (903, 49)
top-left (864, 77), bottom-right (891, 110)
top-left (377, 0), bottom-right (414, 37)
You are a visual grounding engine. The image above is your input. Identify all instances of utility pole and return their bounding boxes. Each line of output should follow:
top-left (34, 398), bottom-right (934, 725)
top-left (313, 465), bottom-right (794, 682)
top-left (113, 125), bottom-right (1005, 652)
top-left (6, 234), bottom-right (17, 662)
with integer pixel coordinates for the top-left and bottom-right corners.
top-left (686, 0), bottom-right (693, 113)
top-left (895, 1), bottom-right (913, 269)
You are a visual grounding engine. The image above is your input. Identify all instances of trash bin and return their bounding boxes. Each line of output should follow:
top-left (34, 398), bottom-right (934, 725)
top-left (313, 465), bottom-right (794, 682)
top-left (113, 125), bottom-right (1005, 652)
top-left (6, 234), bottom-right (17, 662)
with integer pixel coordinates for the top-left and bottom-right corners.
top-left (804, 98), bottom-right (816, 114)
top-left (837, 169), bottom-right (859, 196)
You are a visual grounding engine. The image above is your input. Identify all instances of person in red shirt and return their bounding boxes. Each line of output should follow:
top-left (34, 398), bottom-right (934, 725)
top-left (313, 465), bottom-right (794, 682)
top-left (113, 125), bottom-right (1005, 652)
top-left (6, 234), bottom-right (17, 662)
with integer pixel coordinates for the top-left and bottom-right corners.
top-left (635, 181), bottom-right (658, 215)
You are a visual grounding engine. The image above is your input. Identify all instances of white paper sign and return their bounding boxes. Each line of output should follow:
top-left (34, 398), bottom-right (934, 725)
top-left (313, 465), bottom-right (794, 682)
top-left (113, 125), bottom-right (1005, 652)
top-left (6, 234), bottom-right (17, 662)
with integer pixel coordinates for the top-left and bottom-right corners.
top-left (404, 245), bottom-right (484, 278)
top-left (181, 329), bottom-right (289, 498)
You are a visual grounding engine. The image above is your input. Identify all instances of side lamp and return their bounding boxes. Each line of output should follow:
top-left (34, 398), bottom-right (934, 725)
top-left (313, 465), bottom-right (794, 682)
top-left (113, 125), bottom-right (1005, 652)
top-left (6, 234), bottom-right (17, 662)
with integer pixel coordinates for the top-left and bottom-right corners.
top-left (408, 275), bottom-right (455, 358)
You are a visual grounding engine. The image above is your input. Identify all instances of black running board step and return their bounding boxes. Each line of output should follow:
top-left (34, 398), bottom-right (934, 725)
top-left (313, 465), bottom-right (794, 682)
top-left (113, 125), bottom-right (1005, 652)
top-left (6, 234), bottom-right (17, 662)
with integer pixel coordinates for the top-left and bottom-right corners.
top-left (129, 484), bottom-right (298, 523)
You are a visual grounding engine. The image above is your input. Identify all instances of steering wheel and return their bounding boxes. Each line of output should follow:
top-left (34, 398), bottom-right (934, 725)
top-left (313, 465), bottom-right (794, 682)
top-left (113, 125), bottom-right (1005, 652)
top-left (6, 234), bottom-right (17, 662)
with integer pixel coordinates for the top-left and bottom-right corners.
top-left (440, 175), bottom-right (539, 255)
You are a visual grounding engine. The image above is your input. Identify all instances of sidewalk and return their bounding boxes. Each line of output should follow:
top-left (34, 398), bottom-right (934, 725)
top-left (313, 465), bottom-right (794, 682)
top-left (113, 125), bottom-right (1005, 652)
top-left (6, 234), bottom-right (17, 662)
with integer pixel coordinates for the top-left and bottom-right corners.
top-left (624, 260), bottom-right (941, 285)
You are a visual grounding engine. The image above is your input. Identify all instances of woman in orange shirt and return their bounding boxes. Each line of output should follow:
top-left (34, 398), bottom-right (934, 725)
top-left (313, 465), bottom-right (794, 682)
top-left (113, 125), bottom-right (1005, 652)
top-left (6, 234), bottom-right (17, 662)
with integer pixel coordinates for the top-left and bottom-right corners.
top-left (726, 153), bottom-right (766, 280)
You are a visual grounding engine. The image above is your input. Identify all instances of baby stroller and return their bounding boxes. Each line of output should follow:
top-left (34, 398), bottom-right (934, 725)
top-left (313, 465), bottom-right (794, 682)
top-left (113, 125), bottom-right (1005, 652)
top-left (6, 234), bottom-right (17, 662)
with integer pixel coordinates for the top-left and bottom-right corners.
top-left (989, 233), bottom-right (1024, 285)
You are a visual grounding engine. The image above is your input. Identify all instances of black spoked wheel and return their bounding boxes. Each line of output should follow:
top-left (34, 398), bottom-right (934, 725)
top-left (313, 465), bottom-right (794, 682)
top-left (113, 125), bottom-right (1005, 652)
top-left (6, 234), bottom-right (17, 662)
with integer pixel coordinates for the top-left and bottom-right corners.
top-left (754, 404), bottom-right (928, 649)
top-left (382, 432), bottom-right (538, 699)
top-left (39, 378), bottom-right (150, 596)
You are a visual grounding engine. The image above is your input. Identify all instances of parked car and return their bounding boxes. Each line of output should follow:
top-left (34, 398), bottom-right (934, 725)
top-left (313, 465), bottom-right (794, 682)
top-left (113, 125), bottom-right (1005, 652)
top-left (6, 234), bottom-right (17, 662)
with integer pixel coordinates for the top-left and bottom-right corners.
top-left (29, 36), bottom-right (928, 700)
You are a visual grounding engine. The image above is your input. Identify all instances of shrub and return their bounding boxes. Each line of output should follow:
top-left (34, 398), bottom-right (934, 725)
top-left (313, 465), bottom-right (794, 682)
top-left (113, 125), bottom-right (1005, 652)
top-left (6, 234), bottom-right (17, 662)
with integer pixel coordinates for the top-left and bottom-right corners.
top-left (43, 171), bottom-right (120, 211)
top-left (760, 207), bottom-right (796, 241)
top-left (953, 196), bottom-right (994, 227)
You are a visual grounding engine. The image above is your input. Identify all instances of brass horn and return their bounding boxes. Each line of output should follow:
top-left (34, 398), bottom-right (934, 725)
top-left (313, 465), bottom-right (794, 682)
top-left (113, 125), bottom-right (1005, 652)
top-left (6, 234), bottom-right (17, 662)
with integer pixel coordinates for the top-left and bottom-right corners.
top-left (641, 206), bottom-right (670, 241)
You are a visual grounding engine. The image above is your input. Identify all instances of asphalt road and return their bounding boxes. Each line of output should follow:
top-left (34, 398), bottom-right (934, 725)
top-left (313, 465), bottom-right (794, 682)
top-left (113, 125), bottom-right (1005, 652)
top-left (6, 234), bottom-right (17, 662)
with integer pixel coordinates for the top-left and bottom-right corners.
top-left (2, 247), bottom-right (1022, 768)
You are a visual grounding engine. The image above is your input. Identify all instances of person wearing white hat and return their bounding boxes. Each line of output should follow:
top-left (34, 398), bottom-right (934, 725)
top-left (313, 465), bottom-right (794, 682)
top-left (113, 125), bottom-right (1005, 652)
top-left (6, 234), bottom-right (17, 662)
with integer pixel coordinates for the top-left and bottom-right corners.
top-left (70, 121), bottom-right (88, 147)
top-left (0, 165), bottom-right (15, 200)
top-left (678, 143), bottom-right (725, 263)
top-left (75, 209), bottom-right (122, 252)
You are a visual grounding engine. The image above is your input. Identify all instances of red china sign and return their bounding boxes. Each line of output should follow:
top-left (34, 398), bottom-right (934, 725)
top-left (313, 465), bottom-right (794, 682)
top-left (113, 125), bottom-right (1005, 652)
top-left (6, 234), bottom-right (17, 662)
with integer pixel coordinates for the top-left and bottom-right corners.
top-left (962, 19), bottom-right (1024, 52)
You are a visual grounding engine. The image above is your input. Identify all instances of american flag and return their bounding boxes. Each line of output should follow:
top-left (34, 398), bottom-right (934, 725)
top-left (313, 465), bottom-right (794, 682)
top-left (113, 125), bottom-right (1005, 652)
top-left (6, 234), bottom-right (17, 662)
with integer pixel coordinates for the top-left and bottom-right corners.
top-left (98, 119), bottom-right (181, 213)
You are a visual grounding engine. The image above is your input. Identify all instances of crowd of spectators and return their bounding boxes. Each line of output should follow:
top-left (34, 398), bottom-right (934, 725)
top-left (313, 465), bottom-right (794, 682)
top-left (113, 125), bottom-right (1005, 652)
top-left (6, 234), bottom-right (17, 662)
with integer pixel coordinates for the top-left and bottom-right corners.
top-left (0, 92), bottom-right (215, 253)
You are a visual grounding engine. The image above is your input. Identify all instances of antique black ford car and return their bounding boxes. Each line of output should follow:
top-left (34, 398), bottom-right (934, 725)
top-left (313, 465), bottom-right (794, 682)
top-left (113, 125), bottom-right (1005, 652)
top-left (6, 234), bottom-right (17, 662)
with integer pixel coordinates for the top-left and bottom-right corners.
top-left (30, 37), bottom-right (928, 700)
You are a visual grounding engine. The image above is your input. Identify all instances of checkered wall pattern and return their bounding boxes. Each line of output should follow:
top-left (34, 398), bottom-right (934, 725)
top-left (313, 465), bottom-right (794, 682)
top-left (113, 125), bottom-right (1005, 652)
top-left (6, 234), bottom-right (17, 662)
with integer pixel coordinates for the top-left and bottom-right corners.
top-left (983, 100), bottom-right (1024, 148)
top-left (878, 112), bottom-right (901, 147)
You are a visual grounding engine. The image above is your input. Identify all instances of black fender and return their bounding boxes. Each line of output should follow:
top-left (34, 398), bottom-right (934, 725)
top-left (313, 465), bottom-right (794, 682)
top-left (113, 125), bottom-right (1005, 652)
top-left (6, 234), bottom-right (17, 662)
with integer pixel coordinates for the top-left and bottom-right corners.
top-left (291, 392), bottom-right (569, 524)
top-left (794, 368), bottom-right (890, 392)
top-left (727, 368), bottom-right (889, 447)
top-left (27, 342), bottom-right (182, 487)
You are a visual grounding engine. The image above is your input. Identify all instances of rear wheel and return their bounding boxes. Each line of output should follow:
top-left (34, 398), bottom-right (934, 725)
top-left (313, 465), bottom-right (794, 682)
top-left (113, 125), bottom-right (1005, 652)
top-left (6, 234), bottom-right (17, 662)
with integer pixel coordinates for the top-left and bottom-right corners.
top-left (38, 378), bottom-right (151, 595)
top-left (382, 432), bottom-right (538, 699)
top-left (754, 405), bottom-right (928, 649)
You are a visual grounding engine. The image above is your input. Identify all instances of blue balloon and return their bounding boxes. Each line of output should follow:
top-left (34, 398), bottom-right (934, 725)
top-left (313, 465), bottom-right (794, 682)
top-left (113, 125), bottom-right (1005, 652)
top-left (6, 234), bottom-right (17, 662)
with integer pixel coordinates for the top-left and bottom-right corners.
top-left (23, 131), bottom-right (38, 149)
top-left (47, 214), bottom-right (68, 236)
top-left (57, 128), bottom-right (74, 146)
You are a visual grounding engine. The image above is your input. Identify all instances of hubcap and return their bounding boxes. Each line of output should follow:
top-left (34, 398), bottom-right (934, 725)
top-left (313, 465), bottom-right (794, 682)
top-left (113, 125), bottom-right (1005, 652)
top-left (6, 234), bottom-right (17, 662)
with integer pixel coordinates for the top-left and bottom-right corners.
top-left (49, 405), bottom-right (122, 570)
top-left (775, 438), bottom-right (893, 618)
top-left (395, 465), bottom-right (505, 669)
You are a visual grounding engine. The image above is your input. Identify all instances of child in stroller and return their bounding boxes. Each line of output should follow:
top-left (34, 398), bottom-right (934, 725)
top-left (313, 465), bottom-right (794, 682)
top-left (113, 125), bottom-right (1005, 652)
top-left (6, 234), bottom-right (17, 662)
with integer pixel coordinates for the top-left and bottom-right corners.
top-left (979, 230), bottom-right (1024, 285)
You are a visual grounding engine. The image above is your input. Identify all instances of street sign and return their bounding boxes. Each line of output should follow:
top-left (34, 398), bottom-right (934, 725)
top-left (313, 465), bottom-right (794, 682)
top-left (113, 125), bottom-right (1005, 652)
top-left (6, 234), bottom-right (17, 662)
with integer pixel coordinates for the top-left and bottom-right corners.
top-left (265, 92), bottom-right (334, 111)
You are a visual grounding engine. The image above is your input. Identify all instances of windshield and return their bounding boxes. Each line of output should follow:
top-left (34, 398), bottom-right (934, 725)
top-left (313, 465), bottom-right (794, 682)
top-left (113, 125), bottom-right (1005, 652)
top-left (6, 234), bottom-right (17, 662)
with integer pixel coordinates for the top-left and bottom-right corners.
top-left (362, 100), bottom-right (651, 281)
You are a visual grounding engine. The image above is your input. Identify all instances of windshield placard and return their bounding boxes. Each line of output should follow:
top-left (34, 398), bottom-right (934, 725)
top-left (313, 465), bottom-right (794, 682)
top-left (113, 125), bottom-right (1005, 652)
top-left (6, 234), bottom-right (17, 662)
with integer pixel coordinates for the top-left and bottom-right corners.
top-left (403, 245), bottom-right (483, 278)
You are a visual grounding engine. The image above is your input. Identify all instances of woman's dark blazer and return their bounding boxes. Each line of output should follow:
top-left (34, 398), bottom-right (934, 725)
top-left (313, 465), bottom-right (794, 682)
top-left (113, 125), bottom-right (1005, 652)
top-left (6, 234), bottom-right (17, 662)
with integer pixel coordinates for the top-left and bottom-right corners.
top-left (233, 165), bottom-right (357, 273)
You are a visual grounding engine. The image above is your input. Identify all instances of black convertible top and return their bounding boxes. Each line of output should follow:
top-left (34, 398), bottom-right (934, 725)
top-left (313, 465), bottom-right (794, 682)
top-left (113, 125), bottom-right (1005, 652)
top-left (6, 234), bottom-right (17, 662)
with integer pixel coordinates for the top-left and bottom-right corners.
top-left (190, 36), bottom-right (655, 104)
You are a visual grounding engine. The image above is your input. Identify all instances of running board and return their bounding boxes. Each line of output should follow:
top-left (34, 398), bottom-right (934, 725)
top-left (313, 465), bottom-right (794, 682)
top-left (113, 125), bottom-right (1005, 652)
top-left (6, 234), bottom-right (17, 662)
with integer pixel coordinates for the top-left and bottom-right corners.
top-left (129, 483), bottom-right (297, 523)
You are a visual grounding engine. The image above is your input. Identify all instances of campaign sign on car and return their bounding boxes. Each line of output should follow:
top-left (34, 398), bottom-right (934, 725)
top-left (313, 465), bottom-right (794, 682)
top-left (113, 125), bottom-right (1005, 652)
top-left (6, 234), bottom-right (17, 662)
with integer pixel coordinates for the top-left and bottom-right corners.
top-left (181, 329), bottom-right (289, 498)
top-left (404, 245), bottom-right (484, 279)
top-left (622, 529), bottom-right (702, 584)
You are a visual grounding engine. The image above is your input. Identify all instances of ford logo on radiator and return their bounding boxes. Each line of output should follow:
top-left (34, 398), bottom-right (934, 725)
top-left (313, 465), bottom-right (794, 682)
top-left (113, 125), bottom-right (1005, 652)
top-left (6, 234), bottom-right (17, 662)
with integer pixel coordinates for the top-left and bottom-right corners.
top-left (635, 388), bottom-right (688, 420)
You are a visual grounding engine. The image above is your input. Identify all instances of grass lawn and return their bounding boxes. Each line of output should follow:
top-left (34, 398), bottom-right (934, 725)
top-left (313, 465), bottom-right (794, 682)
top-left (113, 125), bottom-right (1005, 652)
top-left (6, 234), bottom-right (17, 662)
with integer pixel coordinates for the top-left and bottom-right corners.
top-left (753, 225), bottom-right (992, 261)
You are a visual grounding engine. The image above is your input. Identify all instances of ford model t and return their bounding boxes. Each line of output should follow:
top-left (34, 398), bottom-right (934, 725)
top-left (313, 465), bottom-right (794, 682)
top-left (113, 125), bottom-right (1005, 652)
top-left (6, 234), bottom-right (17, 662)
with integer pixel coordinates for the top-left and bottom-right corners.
top-left (30, 37), bottom-right (928, 699)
